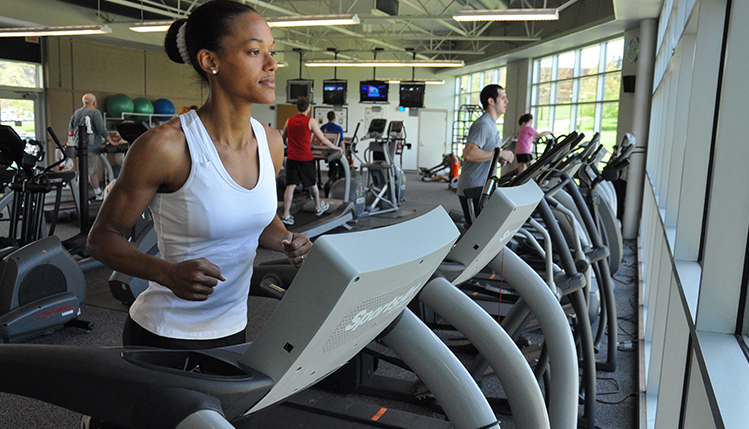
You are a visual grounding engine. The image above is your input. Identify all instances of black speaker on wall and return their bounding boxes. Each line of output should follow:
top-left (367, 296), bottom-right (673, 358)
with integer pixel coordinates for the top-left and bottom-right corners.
top-left (623, 75), bottom-right (636, 93)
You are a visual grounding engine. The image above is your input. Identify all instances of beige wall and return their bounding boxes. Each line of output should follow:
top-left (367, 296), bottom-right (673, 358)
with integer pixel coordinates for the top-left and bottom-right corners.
top-left (44, 37), bottom-right (206, 143)
top-left (41, 37), bottom-right (459, 171)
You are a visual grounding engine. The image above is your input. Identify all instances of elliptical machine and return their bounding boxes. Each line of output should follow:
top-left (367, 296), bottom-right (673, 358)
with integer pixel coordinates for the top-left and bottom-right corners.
top-left (0, 125), bottom-right (90, 343)
top-left (360, 120), bottom-right (409, 215)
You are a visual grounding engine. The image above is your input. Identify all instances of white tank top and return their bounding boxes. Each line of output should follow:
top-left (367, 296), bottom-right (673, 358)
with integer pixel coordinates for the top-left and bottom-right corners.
top-left (129, 110), bottom-right (278, 339)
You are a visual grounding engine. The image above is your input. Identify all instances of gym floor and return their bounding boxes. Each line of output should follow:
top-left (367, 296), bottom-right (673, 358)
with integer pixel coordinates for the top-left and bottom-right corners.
top-left (0, 171), bottom-right (638, 428)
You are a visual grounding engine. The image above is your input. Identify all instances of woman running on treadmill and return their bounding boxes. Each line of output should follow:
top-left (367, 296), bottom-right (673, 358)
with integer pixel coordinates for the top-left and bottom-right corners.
top-left (88, 0), bottom-right (311, 352)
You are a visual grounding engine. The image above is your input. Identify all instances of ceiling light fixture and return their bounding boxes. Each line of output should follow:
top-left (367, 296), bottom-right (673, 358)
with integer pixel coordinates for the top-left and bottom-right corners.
top-left (304, 59), bottom-right (464, 68)
top-left (129, 21), bottom-right (174, 33)
top-left (0, 24), bottom-right (112, 38)
top-left (267, 14), bottom-right (360, 28)
top-left (387, 79), bottom-right (445, 85)
top-left (453, 8), bottom-right (559, 22)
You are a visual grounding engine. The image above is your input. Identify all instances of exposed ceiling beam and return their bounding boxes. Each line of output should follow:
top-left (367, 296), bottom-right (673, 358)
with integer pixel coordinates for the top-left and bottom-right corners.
top-left (280, 35), bottom-right (541, 41)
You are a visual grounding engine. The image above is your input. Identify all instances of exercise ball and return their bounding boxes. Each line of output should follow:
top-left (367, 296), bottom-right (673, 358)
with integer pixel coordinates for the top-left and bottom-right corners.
top-left (106, 94), bottom-right (134, 119)
top-left (131, 97), bottom-right (154, 121)
top-left (152, 98), bottom-right (175, 120)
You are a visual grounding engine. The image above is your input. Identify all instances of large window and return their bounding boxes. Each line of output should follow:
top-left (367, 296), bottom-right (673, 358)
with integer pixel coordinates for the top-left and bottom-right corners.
top-left (453, 68), bottom-right (507, 155)
top-left (530, 39), bottom-right (624, 152)
top-left (0, 59), bottom-right (43, 141)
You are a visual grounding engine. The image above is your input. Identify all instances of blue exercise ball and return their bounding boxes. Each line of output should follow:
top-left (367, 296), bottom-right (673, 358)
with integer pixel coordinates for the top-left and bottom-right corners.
top-left (152, 98), bottom-right (175, 120)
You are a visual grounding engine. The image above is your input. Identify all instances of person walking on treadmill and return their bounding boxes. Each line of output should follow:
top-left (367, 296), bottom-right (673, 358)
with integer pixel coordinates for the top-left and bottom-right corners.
top-left (320, 110), bottom-right (344, 143)
top-left (280, 96), bottom-right (343, 225)
top-left (456, 84), bottom-right (515, 218)
top-left (68, 93), bottom-right (117, 200)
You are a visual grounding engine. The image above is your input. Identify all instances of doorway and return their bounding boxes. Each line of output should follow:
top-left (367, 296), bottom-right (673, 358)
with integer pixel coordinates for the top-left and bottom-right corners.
top-left (417, 109), bottom-right (448, 169)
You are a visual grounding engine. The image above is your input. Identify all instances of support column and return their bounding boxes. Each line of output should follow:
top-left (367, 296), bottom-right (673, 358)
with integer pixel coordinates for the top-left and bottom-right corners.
top-left (622, 19), bottom-right (657, 239)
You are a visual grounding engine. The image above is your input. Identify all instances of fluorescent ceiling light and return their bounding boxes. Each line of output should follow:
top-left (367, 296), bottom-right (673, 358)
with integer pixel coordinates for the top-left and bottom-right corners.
top-left (387, 79), bottom-right (445, 85)
top-left (276, 61), bottom-right (289, 68)
top-left (0, 24), bottom-right (112, 37)
top-left (267, 14), bottom-right (360, 28)
top-left (453, 8), bottom-right (559, 22)
top-left (305, 59), bottom-right (464, 68)
top-left (129, 21), bottom-right (174, 33)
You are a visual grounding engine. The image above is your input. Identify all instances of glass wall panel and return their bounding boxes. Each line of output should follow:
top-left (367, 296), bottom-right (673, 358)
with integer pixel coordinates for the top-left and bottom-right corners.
top-left (0, 98), bottom-right (36, 139)
top-left (538, 57), bottom-right (553, 82)
top-left (579, 76), bottom-right (599, 102)
top-left (470, 92), bottom-right (480, 106)
top-left (538, 83), bottom-right (552, 105)
top-left (553, 105), bottom-right (572, 133)
top-left (460, 75), bottom-right (469, 93)
top-left (528, 38), bottom-right (623, 151)
top-left (580, 46), bottom-right (601, 76)
top-left (601, 102), bottom-right (619, 150)
top-left (576, 103), bottom-right (596, 134)
top-left (556, 80), bottom-right (574, 104)
top-left (0, 60), bottom-right (40, 88)
top-left (606, 39), bottom-right (625, 72)
top-left (604, 74), bottom-right (622, 100)
top-left (471, 72), bottom-right (482, 93)
top-left (558, 52), bottom-right (575, 80)
top-left (535, 106), bottom-right (551, 132)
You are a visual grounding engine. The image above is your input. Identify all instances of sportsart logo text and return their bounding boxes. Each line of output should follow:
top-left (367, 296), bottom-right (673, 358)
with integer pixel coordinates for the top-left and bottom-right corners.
top-left (344, 285), bottom-right (420, 332)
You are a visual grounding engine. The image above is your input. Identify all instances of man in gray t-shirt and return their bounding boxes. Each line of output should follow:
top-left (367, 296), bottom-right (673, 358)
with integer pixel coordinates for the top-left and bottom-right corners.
top-left (456, 84), bottom-right (515, 223)
top-left (69, 93), bottom-right (115, 200)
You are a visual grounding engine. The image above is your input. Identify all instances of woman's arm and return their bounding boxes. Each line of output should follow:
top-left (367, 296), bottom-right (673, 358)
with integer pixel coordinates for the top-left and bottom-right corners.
top-left (533, 130), bottom-right (552, 141)
top-left (87, 121), bottom-right (225, 301)
top-left (258, 125), bottom-right (312, 268)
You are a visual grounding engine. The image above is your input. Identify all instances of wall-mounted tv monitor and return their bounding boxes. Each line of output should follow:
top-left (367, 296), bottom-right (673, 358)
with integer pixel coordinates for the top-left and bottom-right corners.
top-left (323, 79), bottom-right (347, 106)
top-left (399, 82), bottom-right (425, 108)
top-left (286, 79), bottom-right (314, 104)
top-left (360, 80), bottom-right (389, 103)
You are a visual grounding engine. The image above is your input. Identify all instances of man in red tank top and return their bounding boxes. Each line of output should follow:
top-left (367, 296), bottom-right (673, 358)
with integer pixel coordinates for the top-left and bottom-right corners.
top-left (281, 97), bottom-right (343, 225)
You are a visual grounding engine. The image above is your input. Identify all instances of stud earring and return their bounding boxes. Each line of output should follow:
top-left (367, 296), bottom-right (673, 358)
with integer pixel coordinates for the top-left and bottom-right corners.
top-left (211, 69), bottom-right (217, 75)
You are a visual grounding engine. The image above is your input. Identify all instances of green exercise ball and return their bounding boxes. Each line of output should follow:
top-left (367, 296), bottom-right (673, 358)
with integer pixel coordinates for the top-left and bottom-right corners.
top-left (131, 97), bottom-right (154, 121)
top-left (106, 94), bottom-right (134, 119)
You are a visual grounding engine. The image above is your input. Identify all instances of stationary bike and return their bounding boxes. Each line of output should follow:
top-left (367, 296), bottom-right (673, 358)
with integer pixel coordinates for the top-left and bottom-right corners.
top-left (0, 125), bottom-right (91, 343)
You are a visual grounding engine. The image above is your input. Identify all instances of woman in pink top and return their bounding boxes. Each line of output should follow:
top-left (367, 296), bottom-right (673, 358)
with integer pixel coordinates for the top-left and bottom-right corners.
top-left (516, 113), bottom-right (551, 174)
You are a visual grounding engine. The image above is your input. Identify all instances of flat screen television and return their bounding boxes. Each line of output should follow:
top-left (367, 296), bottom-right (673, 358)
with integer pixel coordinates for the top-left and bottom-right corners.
top-left (360, 80), bottom-right (389, 103)
top-left (286, 79), bottom-right (314, 104)
top-left (399, 82), bottom-right (425, 108)
top-left (322, 79), bottom-right (347, 106)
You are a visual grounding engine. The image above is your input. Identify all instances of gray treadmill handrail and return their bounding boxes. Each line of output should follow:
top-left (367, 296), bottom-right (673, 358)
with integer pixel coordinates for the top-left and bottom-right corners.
top-left (435, 180), bottom-right (577, 429)
top-left (419, 277), bottom-right (550, 429)
top-left (489, 248), bottom-right (579, 429)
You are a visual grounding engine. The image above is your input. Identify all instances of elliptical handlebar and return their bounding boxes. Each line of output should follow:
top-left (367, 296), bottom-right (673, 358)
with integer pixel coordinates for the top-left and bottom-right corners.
top-left (45, 127), bottom-right (72, 174)
top-left (478, 147), bottom-right (502, 210)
